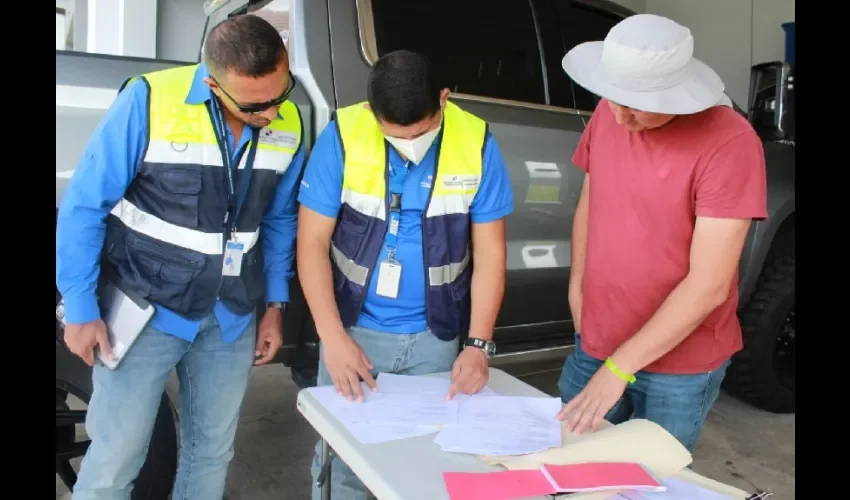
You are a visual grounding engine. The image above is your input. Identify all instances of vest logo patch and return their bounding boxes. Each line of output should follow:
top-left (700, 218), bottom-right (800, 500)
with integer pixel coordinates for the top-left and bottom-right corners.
top-left (441, 174), bottom-right (481, 191)
top-left (259, 129), bottom-right (299, 149)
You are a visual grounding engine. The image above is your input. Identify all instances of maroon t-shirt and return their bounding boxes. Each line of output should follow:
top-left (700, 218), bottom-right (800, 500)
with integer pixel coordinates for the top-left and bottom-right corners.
top-left (573, 99), bottom-right (768, 374)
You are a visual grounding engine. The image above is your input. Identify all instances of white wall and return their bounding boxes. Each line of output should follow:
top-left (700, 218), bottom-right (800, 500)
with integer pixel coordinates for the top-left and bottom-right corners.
top-left (156, 0), bottom-right (208, 62)
top-left (156, 0), bottom-right (290, 62)
top-left (752, 0), bottom-right (795, 65)
top-left (640, 0), bottom-right (795, 109)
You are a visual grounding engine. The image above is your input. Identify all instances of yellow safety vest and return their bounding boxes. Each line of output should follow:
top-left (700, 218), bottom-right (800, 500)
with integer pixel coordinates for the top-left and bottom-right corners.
top-left (330, 100), bottom-right (487, 339)
top-left (103, 63), bottom-right (302, 319)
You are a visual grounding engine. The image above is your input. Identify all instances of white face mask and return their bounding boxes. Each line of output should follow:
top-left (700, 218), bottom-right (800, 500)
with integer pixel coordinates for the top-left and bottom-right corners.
top-left (384, 111), bottom-right (442, 164)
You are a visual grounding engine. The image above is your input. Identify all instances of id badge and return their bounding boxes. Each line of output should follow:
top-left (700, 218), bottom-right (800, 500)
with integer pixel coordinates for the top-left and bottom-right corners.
top-left (222, 240), bottom-right (245, 277)
top-left (375, 259), bottom-right (402, 299)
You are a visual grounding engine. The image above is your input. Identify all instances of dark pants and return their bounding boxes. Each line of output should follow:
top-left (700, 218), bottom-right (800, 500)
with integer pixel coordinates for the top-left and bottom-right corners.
top-left (557, 334), bottom-right (729, 453)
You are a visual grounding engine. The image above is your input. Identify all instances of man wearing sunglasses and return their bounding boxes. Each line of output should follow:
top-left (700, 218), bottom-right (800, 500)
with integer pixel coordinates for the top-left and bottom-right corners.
top-left (56, 15), bottom-right (303, 500)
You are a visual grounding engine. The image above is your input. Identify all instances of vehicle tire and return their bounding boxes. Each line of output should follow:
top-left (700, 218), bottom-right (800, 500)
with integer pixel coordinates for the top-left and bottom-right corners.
top-left (56, 291), bottom-right (180, 499)
top-left (724, 233), bottom-right (795, 413)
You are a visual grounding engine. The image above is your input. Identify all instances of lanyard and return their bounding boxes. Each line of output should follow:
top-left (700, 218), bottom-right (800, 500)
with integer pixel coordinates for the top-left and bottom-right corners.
top-left (212, 98), bottom-right (259, 241)
top-left (385, 159), bottom-right (410, 259)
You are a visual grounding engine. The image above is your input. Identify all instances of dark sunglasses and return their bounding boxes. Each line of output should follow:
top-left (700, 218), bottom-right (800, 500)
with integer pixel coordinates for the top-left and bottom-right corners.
top-left (213, 71), bottom-right (297, 115)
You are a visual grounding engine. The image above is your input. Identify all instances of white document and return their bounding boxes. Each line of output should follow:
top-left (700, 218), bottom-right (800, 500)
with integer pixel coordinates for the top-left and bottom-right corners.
top-left (434, 396), bottom-right (563, 455)
top-left (307, 385), bottom-right (459, 444)
top-left (617, 477), bottom-right (737, 500)
top-left (457, 395), bottom-right (563, 428)
top-left (434, 423), bottom-right (561, 456)
top-left (376, 373), bottom-right (499, 399)
top-left (308, 375), bottom-right (558, 450)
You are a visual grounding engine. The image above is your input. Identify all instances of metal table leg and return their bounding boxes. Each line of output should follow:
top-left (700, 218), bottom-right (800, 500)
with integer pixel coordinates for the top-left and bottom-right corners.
top-left (316, 438), bottom-right (334, 500)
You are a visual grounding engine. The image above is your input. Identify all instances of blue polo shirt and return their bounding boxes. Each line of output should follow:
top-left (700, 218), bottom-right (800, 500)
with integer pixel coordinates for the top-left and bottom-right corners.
top-left (55, 63), bottom-right (305, 343)
top-left (297, 119), bottom-right (514, 334)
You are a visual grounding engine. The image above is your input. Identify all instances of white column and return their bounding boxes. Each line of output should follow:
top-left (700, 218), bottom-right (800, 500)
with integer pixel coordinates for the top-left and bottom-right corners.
top-left (87, 0), bottom-right (157, 58)
top-left (56, 11), bottom-right (67, 50)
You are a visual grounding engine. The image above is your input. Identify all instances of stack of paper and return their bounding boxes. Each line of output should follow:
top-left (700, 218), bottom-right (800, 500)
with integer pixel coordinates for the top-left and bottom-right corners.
top-left (306, 373), bottom-right (564, 455)
top-left (442, 462), bottom-right (666, 500)
top-left (376, 372), bottom-right (499, 398)
top-left (308, 384), bottom-right (458, 443)
top-left (434, 396), bottom-right (563, 456)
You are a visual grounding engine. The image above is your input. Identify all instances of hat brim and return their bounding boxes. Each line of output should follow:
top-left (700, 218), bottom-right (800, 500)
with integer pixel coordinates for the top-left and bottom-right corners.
top-left (561, 41), bottom-right (725, 115)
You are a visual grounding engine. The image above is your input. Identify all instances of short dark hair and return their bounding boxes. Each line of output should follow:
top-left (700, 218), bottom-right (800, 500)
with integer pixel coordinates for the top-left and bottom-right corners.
top-left (203, 15), bottom-right (287, 79)
top-left (367, 50), bottom-right (441, 126)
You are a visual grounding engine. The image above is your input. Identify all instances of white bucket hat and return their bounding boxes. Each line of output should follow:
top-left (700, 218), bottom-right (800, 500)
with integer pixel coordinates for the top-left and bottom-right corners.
top-left (561, 14), bottom-right (726, 115)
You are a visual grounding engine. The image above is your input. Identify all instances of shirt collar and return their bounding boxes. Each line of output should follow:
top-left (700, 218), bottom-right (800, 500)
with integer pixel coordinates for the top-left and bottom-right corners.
top-left (185, 62), bottom-right (284, 119)
top-left (185, 62), bottom-right (214, 105)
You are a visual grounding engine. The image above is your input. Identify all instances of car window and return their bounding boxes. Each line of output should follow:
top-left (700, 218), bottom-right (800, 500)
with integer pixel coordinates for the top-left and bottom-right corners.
top-left (542, 0), bottom-right (625, 111)
top-left (370, 0), bottom-right (547, 106)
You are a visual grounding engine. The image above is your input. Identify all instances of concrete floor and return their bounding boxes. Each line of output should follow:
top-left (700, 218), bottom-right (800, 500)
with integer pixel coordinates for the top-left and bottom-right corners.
top-left (57, 361), bottom-right (795, 499)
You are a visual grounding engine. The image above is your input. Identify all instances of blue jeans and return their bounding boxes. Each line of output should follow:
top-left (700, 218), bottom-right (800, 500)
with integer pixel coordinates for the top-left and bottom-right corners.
top-left (72, 313), bottom-right (256, 500)
top-left (310, 326), bottom-right (459, 500)
top-left (557, 334), bottom-right (729, 453)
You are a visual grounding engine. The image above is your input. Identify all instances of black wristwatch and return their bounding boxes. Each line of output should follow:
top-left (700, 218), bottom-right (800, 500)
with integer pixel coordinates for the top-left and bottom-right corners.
top-left (267, 301), bottom-right (289, 312)
top-left (464, 337), bottom-right (496, 358)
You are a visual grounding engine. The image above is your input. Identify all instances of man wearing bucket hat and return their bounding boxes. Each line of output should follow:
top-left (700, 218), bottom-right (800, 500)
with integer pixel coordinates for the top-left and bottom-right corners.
top-left (554, 14), bottom-right (768, 452)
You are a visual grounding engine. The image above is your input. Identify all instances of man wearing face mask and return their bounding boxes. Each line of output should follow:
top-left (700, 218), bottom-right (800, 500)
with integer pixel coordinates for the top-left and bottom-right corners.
top-left (297, 49), bottom-right (514, 499)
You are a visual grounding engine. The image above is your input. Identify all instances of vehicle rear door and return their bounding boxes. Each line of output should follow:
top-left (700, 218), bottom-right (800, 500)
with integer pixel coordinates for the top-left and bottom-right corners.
top-left (326, 0), bottom-right (628, 354)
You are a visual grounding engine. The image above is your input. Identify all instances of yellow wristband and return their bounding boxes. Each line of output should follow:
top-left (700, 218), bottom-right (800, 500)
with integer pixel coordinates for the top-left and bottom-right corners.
top-left (605, 357), bottom-right (636, 384)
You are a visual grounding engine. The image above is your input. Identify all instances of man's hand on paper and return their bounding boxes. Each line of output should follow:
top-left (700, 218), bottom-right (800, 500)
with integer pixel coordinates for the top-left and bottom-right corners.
top-left (446, 346), bottom-right (489, 399)
top-left (556, 363), bottom-right (627, 435)
top-left (64, 319), bottom-right (113, 367)
top-left (324, 332), bottom-right (377, 401)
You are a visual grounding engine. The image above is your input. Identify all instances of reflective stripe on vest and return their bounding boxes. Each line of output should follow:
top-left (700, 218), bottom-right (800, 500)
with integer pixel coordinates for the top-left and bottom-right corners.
top-left (103, 64), bottom-right (303, 319)
top-left (331, 100), bottom-right (486, 339)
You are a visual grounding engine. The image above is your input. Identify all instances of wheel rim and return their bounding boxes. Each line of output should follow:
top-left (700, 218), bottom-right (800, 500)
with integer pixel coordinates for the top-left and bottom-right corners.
top-left (773, 306), bottom-right (795, 391)
top-left (56, 290), bottom-right (91, 492)
top-left (56, 386), bottom-right (90, 490)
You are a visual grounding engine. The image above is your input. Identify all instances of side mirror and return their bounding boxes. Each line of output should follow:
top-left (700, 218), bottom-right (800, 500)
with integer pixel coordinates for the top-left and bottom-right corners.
top-left (747, 61), bottom-right (794, 142)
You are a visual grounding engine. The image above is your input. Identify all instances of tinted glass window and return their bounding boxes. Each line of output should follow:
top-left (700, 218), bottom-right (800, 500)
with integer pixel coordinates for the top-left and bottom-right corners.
top-left (371, 0), bottom-right (546, 105)
top-left (546, 1), bottom-right (624, 111)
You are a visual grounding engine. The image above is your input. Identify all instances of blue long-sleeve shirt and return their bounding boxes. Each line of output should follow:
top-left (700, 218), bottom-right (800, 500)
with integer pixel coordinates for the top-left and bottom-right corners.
top-left (56, 63), bottom-right (305, 343)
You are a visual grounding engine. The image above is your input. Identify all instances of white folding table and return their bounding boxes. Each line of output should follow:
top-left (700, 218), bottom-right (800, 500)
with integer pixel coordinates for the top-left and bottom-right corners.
top-left (296, 367), bottom-right (752, 500)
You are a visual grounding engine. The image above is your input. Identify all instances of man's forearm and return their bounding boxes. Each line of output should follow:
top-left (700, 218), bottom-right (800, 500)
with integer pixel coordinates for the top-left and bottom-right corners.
top-left (612, 275), bottom-right (730, 374)
top-left (468, 245), bottom-right (506, 342)
top-left (262, 149), bottom-right (306, 303)
top-left (297, 241), bottom-right (346, 341)
top-left (56, 195), bottom-right (112, 323)
top-left (261, 215), bottom-right (297, 303)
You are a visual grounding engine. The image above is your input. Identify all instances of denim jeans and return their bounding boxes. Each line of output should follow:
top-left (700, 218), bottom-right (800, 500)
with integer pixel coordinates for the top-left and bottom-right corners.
top-left (310, 326), bottom-right (459, 500)
top-left (557, 334), bottom-right (729, 453)
top-left (72, 313), bottom-right (256, 500)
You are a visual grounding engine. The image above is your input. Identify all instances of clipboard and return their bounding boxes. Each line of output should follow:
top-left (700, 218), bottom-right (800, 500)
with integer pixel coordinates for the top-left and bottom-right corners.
top-left (56, 281), bottom-right (156, 370)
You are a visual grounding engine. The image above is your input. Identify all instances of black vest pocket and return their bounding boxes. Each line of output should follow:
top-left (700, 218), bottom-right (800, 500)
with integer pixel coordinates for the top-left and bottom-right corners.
top-left (155, 167), bottom-right (203, 229)
top-left (125, 234), bottom-right (206, 311)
